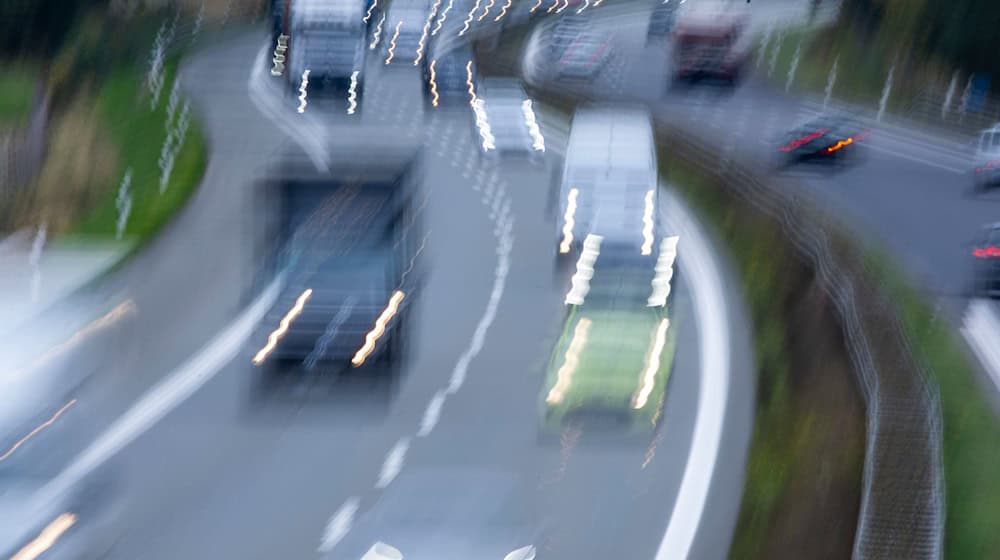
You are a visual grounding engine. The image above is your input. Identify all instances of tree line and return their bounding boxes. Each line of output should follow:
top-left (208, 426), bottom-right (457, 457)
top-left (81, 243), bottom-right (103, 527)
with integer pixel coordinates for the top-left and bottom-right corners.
top-left (841, 0), bottom-right (1000, 84)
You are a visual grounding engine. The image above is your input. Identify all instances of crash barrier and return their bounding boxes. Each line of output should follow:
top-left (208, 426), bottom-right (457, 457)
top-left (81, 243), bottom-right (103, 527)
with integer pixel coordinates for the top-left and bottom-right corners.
top-left (660, 125), bottom-right (945, 560)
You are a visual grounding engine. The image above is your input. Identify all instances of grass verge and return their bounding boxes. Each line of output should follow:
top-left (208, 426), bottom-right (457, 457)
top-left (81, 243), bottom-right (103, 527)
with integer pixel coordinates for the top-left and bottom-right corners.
top-left (70, 56), bottom-right (207, 243)
top-left (0, 63), bottom-right (36, 126)
top-left (864, 254), bottom-right (1000, 558)
top-left (665, 156), bottom-right (865, 560)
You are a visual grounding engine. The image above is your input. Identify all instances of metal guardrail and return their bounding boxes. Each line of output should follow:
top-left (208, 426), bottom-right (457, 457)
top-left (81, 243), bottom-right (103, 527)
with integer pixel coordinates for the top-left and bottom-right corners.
top-left (659, 130), bottom-right (944, 560)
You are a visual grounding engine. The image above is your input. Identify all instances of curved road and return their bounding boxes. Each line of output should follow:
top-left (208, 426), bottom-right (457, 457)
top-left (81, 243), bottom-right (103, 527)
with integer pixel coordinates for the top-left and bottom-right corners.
top-left (3, 17), bottom-right (752, 560)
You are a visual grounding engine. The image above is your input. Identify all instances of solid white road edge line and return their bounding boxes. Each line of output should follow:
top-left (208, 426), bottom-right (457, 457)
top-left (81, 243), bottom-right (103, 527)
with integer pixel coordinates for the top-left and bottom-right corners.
top-left (655, 188), bottom-right (731, 560)
top-left (34, 278), bottom-right (283, 506)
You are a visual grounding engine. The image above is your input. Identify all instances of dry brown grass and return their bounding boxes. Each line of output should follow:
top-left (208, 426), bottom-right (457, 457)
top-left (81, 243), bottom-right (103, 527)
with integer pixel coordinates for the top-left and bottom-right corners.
top-left (17, 91), bottom-right (119, 233)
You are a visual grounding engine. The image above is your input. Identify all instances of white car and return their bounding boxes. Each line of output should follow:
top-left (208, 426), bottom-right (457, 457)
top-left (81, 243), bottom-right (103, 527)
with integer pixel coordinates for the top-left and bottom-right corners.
top-left (474, 79), bottom-right (546, 159)
top-left (973, 123), bottom-right (1000, 192)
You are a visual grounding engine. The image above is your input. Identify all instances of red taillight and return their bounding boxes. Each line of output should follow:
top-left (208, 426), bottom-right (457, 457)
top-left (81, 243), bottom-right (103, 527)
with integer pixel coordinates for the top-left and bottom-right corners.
top-left (975, 246), bottom-right (1000, 258)
top-left (780, 127), bottom-right (832, 152)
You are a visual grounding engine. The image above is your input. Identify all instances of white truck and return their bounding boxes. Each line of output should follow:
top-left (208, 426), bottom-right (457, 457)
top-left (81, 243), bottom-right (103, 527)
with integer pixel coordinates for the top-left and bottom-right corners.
top-left (671, 0), bottom-right (752, 86)
top-left (553, 107), bottom-right (661, 266)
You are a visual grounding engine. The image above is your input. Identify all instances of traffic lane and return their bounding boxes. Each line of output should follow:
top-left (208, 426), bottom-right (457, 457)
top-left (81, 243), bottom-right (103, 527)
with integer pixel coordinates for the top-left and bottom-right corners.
top-left (323, 154), bottom-right (702, 560)
top-left (99, 111), bottom-right (510, 560)
top-left (789, 152), bottom-right (999, 297)
top-left (0, 33), bottom-right (287, 481)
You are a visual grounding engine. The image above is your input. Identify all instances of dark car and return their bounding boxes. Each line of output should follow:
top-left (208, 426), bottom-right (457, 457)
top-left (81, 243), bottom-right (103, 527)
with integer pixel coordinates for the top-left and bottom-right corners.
top-left (972, 223), bottom-right (1000, 298)
top-left (250, 135), bottom-right (425, 382)
top-left (776, 115), bottom-right (870, 168)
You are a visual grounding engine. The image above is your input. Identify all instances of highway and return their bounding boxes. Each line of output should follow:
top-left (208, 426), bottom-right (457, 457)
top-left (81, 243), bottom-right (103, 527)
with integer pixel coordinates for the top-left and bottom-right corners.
top-left (0, 16), bottom-right (752, 560)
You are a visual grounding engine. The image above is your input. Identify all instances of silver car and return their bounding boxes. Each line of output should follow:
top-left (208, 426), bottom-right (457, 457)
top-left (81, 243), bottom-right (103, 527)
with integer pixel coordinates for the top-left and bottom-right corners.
top-left (973, 124), bottom-right (1000, 191)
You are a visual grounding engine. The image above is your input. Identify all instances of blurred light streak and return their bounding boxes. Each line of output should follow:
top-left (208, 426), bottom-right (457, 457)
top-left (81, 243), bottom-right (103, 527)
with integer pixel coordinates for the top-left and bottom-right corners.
top-left (877, 64), bottom-right (895, 123)
top-left (0, 399), bottom-right (77, 462)
top-left (460, 0), bottom-right (481, 36)
top-left (648, 236), bottom-right (680, 307)
top-left (11, 513), bottom-right (77, 560)
top-left (641, 189), bottom-right (655, 255)
top-left (974, 246), bottom-right (1000, 258)
top-left (556, 0), bottom-right (569, 14)
top-left (18, 300), bottom-right (137, 377)
top-left (252, 289), bottom-right (313, 365)
top-left (565, 234), bottom-right (602, 306)
top-left (433, 0), bottom-right (454, 35)
top-left (495, 0), bottom-right (512, 22)
top-left (823, 55), bottom-right (838, 110)
top-left (347, 71), bottom-right (360, 114)
top-left (478, 0), bottom-right (495, 21)
top-left (465, 60), bottom-right (478, 105)
top-left (385, 22), bottom-right (402, 65)
top-left (594, 0), bottom-right (605, 6)
top-left (823, 137), bottom-right (854, 154)
top-left (522, 99), bottom-right (545, 151)
top-left (779, 127), bottom-right (830, 152)
top-left (546, 318), bottom-right (592, 404)
top-left (559, 188), bottom-right (579, 254)
top-left (415, 0), bottom-right (440, 65)
top-left (642, 429), bottom-right (665, 470)
top-left (370, 13), bottom-right (386, 50)
top-left (429, 60), bottom-right (440, 107)
top-left (297, 69), bottom-right (310, 113)
top-left (351, 291), bottom-right (405, 366)
top-left (530, 0), bottom-right (543, 13)
top-left (576, 0), bottom-right (590, 14)
top-left (546, 0), bottom-right (559, 14)
top-left (473, 99), bottom-right (496, 150)
top-left (304, 297), bottom-right (357, 370)
top-left (633, 318), bottom-right (670, 409)
top-left (363, 0), bottom-right (378, 23)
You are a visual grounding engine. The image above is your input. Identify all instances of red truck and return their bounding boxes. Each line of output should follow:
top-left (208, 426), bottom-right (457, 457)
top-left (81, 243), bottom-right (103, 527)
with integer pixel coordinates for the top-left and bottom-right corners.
top-left (671, 1), bottom-right (752, 86)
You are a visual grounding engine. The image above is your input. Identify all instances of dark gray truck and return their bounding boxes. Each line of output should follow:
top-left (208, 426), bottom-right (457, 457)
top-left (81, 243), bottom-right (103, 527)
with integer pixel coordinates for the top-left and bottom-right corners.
top-left (251, 138), bottom-right (425, 381)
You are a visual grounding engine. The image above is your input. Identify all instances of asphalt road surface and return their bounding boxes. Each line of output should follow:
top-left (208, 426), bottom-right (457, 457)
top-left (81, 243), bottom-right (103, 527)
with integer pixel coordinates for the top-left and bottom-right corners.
top-left (2, 22), bottom-right (752, 560)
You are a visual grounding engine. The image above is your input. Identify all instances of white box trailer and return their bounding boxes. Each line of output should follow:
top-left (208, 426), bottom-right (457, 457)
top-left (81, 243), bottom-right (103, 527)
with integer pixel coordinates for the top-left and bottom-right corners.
top-left (555, 107), bottom-right (661, 261)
